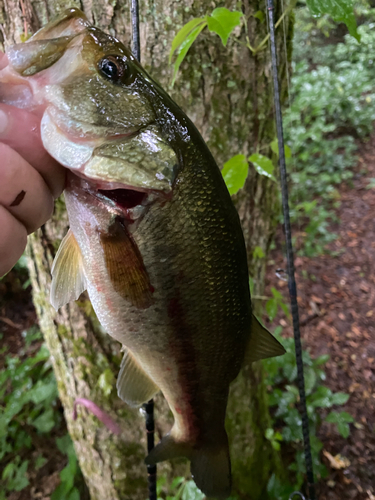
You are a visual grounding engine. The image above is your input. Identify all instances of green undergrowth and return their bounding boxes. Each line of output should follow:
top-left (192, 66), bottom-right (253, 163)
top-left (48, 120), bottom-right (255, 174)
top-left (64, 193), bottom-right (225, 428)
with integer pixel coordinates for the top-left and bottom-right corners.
top-left (263, 326), bottom-right (353, 499)
top-left (0, 326), bottom-right (85, 500)
top-left (285, 5), bottom-right (375, 255)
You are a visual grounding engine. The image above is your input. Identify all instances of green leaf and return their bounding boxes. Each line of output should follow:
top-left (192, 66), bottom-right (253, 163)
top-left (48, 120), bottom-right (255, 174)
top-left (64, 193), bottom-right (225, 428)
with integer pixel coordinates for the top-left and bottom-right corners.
top-left (67, 488), bottom-right (80, 500)
top-left (326, 411), bottom-right (354, 424)
top-left (35, 455), bottom-right (47, 470)
top-left (253, 246), bottom-right (265, 259)
top-left (271, 287), bottom-right (283, 300)
top-left (265, 428), bottom-right (274, 440)
top-left (182, 480), bottom-right (205, 500)
top-left (97, 368), bottom-right (115, 396)
top-left (14, 460), bottom-right (29, 491)
top-left (313, 354), bottom-right (330, 366)
top-left (270, 138), bottom-right (292, 158)
top-left (169, 17), bottom-right (206, 62)
top-left (2, 462), bottom-right (16, 480)
top-left (266, 298), bottom-right (278, 322)
top-left (28, 381), bottom-right (57, 404)
top-left (206, 8), bottom-right (243, 46)
top-left (271, 440), bottom-right (281, 451)
top-left (221, 154), bottom-right (248, 195)
top-left (249, 153), bottom-right (276, 181)
top-left (331, 392), bottom-right (350, 405)
top-left (305, 0), bottom-right (360, 42)
top-left (337, 422), bottom-right (350, 438)
top-left (170, 477), bottom-right (185, 489)
top-left (254, 10), bottom-right (265, 22)
top-left (172, 22), bottom-right (207, 85)
top-left (31, 408), bottom-right (55, 433)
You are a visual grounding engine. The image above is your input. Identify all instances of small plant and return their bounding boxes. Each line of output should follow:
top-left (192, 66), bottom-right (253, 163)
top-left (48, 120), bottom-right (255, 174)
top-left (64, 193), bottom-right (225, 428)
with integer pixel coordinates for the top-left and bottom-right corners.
top-left (263, 327), bottom-right (353, 497)
top-left (154, 475), bottom-right (239, 500)
top-left (285, 16), bottom-right (375, 255)
top-left (51, 435), bottom-right (84, 500)
top-left (0, 327), bottom-right (84, 499)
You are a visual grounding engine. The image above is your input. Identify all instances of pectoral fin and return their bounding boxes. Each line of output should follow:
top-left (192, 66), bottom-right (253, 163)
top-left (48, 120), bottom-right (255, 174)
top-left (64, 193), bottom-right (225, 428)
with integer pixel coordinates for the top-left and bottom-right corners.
top-left (50, 229), bottom-right (87, 310)
top-left (99, 217), bottom-right (154, 309)
top-left (117, 348), bottom-right (159, 407)
top-left (246, 315), bottom-right (286, 362)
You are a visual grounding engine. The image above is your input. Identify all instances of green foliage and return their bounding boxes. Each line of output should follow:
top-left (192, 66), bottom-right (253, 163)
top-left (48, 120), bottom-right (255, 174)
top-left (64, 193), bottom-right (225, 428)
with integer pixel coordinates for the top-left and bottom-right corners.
top-left (325, 411), bottom-right (354, 438)
top-left (51, 435), bottom-right (82, 500)
top-left (285, 19), bottom-right (375, 255)
top-left (265, 288), bottom-right (290, 322)
top-left (206, 8), bottom-right (242, 46)
top-left (222, 151), bottom-right (278, 196)
top-left (263, 328), bottom-right (353, 496)
top-left (222, 154), bottom-right (248, 195)
top-left (154, 476), bottom-right (207, 500)
top-left (170, 8), bottom-right (242, 84)
top-left (270, 139), bottom-right (292, 159)
top-left (306, 0), bottom-right (360, 41)
top-left (249, 153), bottom-right (277, 182)
top-left (0, 327), bottom-right (83, 498)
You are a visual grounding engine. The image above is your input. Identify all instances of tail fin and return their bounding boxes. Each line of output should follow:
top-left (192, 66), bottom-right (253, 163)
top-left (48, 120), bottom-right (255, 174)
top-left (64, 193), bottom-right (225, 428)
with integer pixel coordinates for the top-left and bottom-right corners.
top-left (145, 432), bottom-right (231, 499)
top-left (145, 433), bottom-right (189, 465)
top-left (190, 444), bottom-right (231, 499)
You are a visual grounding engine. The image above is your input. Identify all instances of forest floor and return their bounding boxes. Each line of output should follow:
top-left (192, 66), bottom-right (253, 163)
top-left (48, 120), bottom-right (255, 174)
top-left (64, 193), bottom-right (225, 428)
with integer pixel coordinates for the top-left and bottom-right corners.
top-left (1, 136), bottom-right (375, 499)
top-left (265, 134), bottom-right (375, 500)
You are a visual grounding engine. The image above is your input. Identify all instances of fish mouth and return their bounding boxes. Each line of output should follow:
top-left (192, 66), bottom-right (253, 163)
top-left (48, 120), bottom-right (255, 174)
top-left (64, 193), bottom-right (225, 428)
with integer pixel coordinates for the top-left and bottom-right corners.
top-left (97, 187), bottom-right (147, 212)
top-left (67, 171), bottom-right (167, 224)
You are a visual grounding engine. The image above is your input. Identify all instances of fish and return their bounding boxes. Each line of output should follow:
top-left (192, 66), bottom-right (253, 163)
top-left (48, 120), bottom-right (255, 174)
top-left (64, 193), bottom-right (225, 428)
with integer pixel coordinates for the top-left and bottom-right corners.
top-left (0, 9), bottom-right (285, 498)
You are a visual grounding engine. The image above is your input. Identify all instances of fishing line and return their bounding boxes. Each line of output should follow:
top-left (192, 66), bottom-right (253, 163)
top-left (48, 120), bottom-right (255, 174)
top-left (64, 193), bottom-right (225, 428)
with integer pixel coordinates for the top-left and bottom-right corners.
top-left (130, 3), bottom-right (157, 500)
top-left (266, 1), bottom-right (316, 499)
top-left (131, 0), bottom-right (140, 62)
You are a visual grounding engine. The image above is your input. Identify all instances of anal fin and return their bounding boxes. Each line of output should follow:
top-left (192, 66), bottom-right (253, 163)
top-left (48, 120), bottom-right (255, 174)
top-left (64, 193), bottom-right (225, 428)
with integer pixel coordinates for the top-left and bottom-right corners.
top-left (117, 348), bottom-right (159, 407)
top-left (246, 314), bottom-right (286, 362)
top-left (50, 229), bottom-right (87, 310)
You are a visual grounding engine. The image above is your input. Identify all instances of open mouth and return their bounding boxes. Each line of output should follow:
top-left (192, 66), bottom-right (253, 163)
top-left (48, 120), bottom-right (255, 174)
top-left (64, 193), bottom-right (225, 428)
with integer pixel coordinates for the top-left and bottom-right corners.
top-left (97, 188), bottom-right (147, 211)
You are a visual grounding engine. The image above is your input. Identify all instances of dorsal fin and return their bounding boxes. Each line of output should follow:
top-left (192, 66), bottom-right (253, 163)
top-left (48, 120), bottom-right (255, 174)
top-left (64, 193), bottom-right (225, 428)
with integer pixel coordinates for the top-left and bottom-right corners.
top-left (50, 229), bottom-right (87, 310)
top-left (246, 315), bottom-right (286, 362)
top-left (117, 348), bottom-right (159, 407)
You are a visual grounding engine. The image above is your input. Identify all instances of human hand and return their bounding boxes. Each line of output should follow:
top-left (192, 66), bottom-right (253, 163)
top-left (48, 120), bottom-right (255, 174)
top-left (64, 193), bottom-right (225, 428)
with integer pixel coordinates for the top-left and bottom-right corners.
top-left (0, 53), bottom-right (66, 277)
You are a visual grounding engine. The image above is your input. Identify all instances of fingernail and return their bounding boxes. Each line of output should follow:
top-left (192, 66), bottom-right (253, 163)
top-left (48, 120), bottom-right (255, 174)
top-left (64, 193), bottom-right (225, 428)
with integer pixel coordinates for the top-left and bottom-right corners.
top-left (0, 109), bottom-right (8, 135)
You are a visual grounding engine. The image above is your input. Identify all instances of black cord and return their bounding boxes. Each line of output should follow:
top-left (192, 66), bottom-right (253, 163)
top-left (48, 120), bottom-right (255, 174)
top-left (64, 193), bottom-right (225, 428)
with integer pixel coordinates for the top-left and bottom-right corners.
top-left (266, 1), bottom-right (316, 499)
top-left (144, 400), bottom-right (157, 500)
top-left (131, 0), bottom-right (140, 62)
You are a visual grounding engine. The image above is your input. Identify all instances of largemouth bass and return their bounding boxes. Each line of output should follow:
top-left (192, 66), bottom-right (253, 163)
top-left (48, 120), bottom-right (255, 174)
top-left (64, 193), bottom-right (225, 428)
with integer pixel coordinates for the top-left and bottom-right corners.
top-left (0, 9), bottom-right (285, 498)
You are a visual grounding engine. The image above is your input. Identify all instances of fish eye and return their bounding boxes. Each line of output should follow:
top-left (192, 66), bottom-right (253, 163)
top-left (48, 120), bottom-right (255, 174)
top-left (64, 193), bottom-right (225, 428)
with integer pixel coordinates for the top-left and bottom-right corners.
top-left (98, 55), bottom-right (134, 84)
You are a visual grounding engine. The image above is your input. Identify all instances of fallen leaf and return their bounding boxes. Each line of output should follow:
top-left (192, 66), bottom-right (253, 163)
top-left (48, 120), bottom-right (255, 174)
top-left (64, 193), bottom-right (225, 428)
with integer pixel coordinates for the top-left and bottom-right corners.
top-left (311, 294), bottom-right (323, 304)
top-left (323, 450), bottom-right (351, 469)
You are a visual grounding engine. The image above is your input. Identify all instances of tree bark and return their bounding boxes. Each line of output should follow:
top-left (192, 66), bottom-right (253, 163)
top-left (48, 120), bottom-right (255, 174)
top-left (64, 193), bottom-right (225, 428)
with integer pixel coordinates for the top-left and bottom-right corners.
top-left (0, 1), bottom-right (293, 498)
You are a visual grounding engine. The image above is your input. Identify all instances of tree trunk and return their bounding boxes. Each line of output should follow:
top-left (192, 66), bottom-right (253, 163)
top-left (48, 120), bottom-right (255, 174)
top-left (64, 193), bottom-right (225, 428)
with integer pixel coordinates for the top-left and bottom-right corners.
top-left (0, 1), bottom-right (293, 498)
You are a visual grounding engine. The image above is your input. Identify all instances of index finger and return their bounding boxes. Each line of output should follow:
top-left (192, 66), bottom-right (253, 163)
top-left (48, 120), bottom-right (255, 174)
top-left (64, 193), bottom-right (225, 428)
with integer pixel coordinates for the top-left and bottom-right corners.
top-left (0, 104), bottom-right (66, 198)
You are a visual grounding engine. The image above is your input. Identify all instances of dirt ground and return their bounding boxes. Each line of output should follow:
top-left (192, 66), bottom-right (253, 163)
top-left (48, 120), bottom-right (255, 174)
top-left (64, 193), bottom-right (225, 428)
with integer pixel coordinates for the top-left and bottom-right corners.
top-left (1, 136), bottom-right (375, 499)
top-left (265, 134), bottom-right (375, 499)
